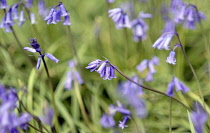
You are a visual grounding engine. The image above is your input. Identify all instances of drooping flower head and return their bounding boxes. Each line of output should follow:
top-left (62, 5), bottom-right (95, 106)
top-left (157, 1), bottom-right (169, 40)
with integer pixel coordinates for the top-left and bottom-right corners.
top-left (39, 104), bottom-right (54, 127)
top-left (152, 32), bottom-right (175, 50)
top-left (100, 114), bottom-right (115, 128)
top-left (44, 2), bottom-right (71, 25)
top-left (86, 58), bottom-right (116, 80)
top-left (64, 60), bottom-right (83, 90)
top-left (166, 51), bottom-right (176, 65)
top-left (136, 56), bottom-right (159, 82)
top-left (108, 8), bottom-right (131, 29)
top-left (190, 102), bottom-right (208, 133)
top-left (166, 77), bottom-right (190, 97)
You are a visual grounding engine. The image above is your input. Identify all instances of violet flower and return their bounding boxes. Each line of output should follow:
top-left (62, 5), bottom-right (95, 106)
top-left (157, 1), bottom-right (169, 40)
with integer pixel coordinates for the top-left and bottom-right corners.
top-left (166, 51), bottom-right (176, 65)
top-left (166, 77), bottom-right (190, 97)
top-left (44, 2), bottom-right (71, 25)
top-left (64, 60), bottom-right (83, 90)
top-left (152, 32), bottom-right (175, 50)
top-left (86, 59), bottom-right (116, 80)
top-left (24, 38), bottom-right (59, 69)
top-left (100, 114), bottom-right (115, 128)
top-left (190, 103), bottom-right (208, 133)
top-left (108, 8), bottom-right (131, 29)
top-left (136, 56), bottom-right (159, 82)
top-left (119, 116), bottom-right (130, 129)
top-left (0, 0), bottom-right (7, 9)
top-left (39, 105), bottom-right (54, 127)
top-left (131, 18), bottom-right (148, 41)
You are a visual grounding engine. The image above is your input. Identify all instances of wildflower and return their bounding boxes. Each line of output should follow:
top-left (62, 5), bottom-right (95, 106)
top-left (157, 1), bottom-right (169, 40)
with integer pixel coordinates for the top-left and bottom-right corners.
top-left (152, 32), bottom-right (175, 50)
top-left (39, 105), bottom-right (54, 126)
top-left (136, 56), bottom-right (159, 82)
top-left (0, 0), bottom-right (7, 9)
top-left (30, 13), bottom-right (36, 24)
top-left (24, 38), bottom-right (59, 69)
top-left (100, 114), bottom-right (115, 128)
top-left (119, 116), bottom-right (130, 129)
top-left (166, 51), bottom-right (176, 65)
top-left (64, 60), bottom-right (83, 90)
top-left (25, 0), bottom-right (33, 8)
top-left (86, 59), bottom-right (116, 80)
top-left (44, 2), bottom-right (71, 25)
top-left (131, 18), bottom-right (148, 41)
top-left (19, 10), bottom-right (26, 26)
top-left (108, 8), bottom-right (131, 29)
top-left (0, 85), bottom-right (32, 132)
top-left (38, 0), bottom-right (48, 17)
top-left (107, 0), bottom-right (115, 3)
top-left (191, 103), bottom-right (208, 133)
top-left (162, 20), bottom-right (176, 33)
top-left (166, 77), bottom-right (190, 97)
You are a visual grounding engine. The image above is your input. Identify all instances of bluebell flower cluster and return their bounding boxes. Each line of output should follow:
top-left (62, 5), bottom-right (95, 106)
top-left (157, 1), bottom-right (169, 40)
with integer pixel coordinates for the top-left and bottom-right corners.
top-left (0, 1), bottom-right (36, 32)
top-left (44, 2), bottom-right (71, 25)
top-left (136, 56), bottom-right (159, 82)
top-left (190, 103), bottom-right (208, 133)
top-left (0, 85), bottom-right (32, 132)
top-left (118, 76), bottom-right (147, 118)
top-left (108, 8), bottom-right (131, 29)
top-left (64, 60), bottom-right (83, 90)
top-left (100, 101), bottom-right (131, 129)
top-left (166, 77), bottom-right (190, 97)
top-left (162, 0), bottom-right (206, 30)
top-left (86, 59), bottom-right (116, 80)
top-left (24, 38), bottom-right (59, 69)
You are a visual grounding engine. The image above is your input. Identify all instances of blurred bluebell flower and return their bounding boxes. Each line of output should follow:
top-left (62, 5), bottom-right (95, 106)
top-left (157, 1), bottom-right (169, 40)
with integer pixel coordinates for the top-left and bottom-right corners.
top-left (100, 113), bottom-right (116, 128)
top-left (162, 20), bottom-right (176, 33)
top-left (166, 51), bottom-right (176, 65)
top-left (64, 60), bottom-right (83, 90)
top-left (38, 0), bottom-right (48, 17)
top-left (30, 13), bottom-right (36, 24)
top-left (166, 77), bottom-right (190, 97)
top-left (118, 76), bottom-right (147, 118)
top-left (0, 0), bottom-right (7, 9)
top-left (136, 56), bottom-right (159, 82)
top-left (191, 103), bottom-right (208, 133)
top-left (152, 32), bottom-right (175, 50)
top-left (0, 85), bottom-right (32, 132)
top-left (25, 0), bottom-right (33, 8)
top-left (86, 59), bottom-right (116, 80)
top-left (108, 8), bottom-right (131, 29)
top-left (39, 105), bottom-right (54, 127)
top-left (19, 10), bottom-right (26, 26)
top-left (24, 38), bottom-right (59, 69)
top-left (131, 17), bottom-right (148, 42)
top-left (119, 116), bottom-right (130, 129)
top-left (44, 2), bottom-right (71, 25)
top-left (12, 3), bottom-right (19, 20)
top-left (139, 11), bottom-right (152, 19)
top-left (107, 0), bottom-right (115, 3)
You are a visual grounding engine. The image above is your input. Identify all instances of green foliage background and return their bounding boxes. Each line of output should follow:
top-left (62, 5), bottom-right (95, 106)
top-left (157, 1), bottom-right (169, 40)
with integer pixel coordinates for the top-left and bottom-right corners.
top-left (0, 0), bottom-right (210, 132)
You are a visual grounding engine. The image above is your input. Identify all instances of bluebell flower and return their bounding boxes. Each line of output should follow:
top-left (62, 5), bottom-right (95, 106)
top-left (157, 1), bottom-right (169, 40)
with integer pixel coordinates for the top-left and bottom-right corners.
top-left (131, 18), bottom-right (148, 41)
top-left (86, 59), bottom-right (116, 80)
top-left (0, 0), bottom-right (7, 9)
top-left (152, 32), bottom-right (175, 50)
top-left (162, 20), bottom-right (176, 33)
top-left (191, 103), bottom-right (208, 133)
top-left (139, 11), bottom-right (152, 19)
top-left (19, 10), bottom-right (26, 26)
top-left (39, 105), bottom-right (54, 126)
top-left (30, 13), bottom-right (36, 24)
top-left (44, 2), bottom-right (71, 25)
top-left (64, 60), bottom-right (83, 90)
top-left (12, 3), bottom-right (19, 20)
top-left (24, 38), bottom-right (59, 69)
top-left (25, 0), bottom-right (33, 8)
top-left (166, 51), bottom-right (176, 65)
top-left (107, 0), bottom-right (115, 3)
top-left (100, 113), bottom-right (115, 128)
top-left (38, 0), bottom-right (48, 17)
top-left (166, 77), bottom-right (190, 97)
top-left (136, 56), bottom-right (159, 82)
top-left (108, 8), bottom-right (131, 29)
top-left (0, 85), bottom-right (32, 132)
top-left (119, 116), bottom-right (130, 129)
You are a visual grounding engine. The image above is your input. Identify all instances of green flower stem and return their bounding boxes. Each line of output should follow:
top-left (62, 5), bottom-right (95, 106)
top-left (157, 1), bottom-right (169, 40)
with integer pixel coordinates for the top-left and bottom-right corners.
top-left (175, 33), bottom-right (204, 104)
top-left (114, 67), bottom-right (190, 110)
top-left (39, 52), bottom-right (60, 133)
top-left (74, 81), bottom-right (96, 133)
top-left (67, 26), bottom-right (82, 73)
top-left (169, 98), bottom-right (172, 133)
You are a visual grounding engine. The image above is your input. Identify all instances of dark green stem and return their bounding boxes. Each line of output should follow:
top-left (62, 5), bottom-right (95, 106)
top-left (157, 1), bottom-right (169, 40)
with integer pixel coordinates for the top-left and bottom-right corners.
top-left (39, 52), bottom-right (60, 133)
top-left (169, 98), bottom-right (172, 133)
